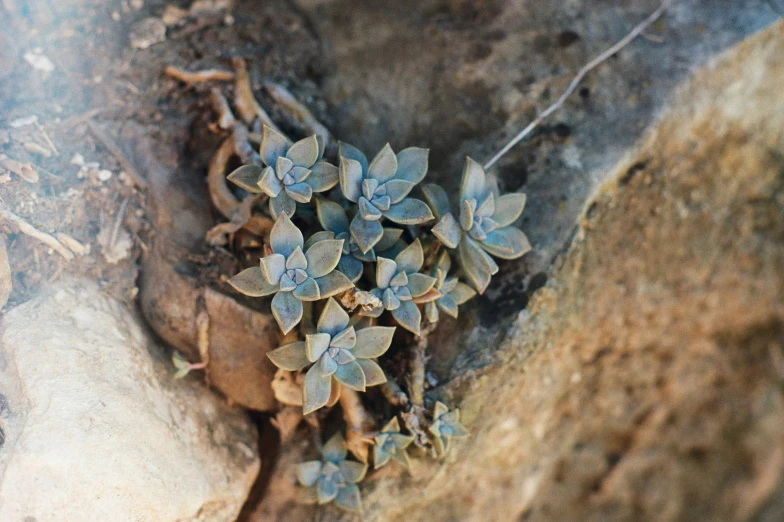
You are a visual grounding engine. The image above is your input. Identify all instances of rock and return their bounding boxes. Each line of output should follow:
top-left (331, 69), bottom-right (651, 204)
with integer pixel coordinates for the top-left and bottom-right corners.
top-left (129, 17), bottom-right (167, 50)
top-left (333, 19), bottom-right (784, 522)
top-left (0, 280), bottom-right (260, 521)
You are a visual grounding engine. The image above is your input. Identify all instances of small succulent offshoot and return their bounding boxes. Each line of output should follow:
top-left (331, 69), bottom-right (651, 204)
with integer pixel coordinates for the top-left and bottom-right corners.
top-left (423, 157), bottom-right (530, 293)
top-left (428, 401), bottom-right (469, 458)
top-left (425, 251), bottom-right (477, 323)
top-left (298, 432), bottom-right (368, 512)
top-left (361, 239), bottom-right (440, 335)
top-left (373, 417), bottom-right (414, 470)
top-left (267, 297), bottom-right (394, 413)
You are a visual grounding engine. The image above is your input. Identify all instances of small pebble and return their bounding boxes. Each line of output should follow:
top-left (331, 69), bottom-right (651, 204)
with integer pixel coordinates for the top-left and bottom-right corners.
top-left (98, 170), bottom-right (113, 181)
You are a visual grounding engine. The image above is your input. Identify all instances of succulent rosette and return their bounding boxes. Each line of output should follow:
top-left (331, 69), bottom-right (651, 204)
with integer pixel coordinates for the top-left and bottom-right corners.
top-left (424, 251), bottom-right (476, 323)
top-left (266, 298), bottom-right (394, 413)
top-left (297, 432), bottom-right (367, 512)
top-left (338, 142), bottom-right (434, 253)
top-left (428, 401), bottom-right (469, 458)
top-left (227, 214), bottom-right (353, 334)
top-left (373, 417), bottom-right (414, 470)
top-left (423, 157), bottom-right (531, 294)
top-left (361, 239), bottom-right (439, 335)
top-left (227, 125), bottom-right (339, 218)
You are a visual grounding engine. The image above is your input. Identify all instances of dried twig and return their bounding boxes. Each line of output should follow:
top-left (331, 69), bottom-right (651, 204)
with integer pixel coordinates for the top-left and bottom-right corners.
top-left (403, 321), bottom-right (436, 447)
top-left (87, 121), bottom-right (149, 190)
top-left (264, 82), bottom-right (332, 147)
top-left (0, 207), bottom-right (74, 261)
top-left (380, 379), bottom-right (409, 408)
top-left (483, 0), bottom-right (674, 170)
top-left (231, 58), bottom-right (280, 131)
top-left (209, 88), bottom-right (237, 130)
top-left (340, 386), bottom-right (374, 464)
top-left (165, 65), bottom-right (235, 84)
top-left (35, 121), bottom-right (59, 156)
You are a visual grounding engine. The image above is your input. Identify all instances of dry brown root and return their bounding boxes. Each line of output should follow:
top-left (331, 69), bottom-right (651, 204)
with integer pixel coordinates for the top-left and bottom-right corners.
top-left (402, 321), bottom-right (436, 447)
top-left (340, 386), bottom-right (374, 464)
top-left (0, 208), bottom-right (74, 261)
top-left (165, 65), bottom-right (235, 84)
top-left (380, 379), bottom-right (409, 408)
top-left (231, 58), bottom-right (280, 131)
top-left (271, 405), bottom-right (304, 444)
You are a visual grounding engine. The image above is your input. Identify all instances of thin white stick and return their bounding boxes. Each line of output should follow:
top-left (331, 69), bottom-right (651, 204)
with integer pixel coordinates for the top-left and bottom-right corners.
top-left (483, 0), bottom-right (673, 170)
top-left (0, 208), bottom-right (74, 261)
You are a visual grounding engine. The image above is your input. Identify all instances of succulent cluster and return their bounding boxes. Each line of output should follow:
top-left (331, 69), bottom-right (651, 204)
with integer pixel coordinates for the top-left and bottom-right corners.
top-left (227, 125), bottom-right (529, 512)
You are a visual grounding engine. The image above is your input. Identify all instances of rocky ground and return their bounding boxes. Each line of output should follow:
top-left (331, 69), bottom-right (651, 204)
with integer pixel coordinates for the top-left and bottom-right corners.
top-left (0, 0), bottom-right (781, 521)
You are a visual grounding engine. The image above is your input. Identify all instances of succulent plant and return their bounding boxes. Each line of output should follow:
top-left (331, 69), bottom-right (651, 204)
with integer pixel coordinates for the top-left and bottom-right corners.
top-left (266, 298), bottom-right (394, 413)
top-left (338, 142), bottom-right (434, 253)
top-left (428, 401), bottom-right (469, 458)
top-left (424, 251), bottom-right (477, 323)
top-left (227, 125), bottom-right (339, 219)
top-left (297, 432), bottom-right (367, 512)
top-left (361, 239), bottom-right (439, 335)
top-left (423, 157), bottom-right (530, 294)
top-left (227, 214), bottom-right (353, 334)
top-left (313, 198), bottom-right (403, 282)
top-left (373, 417), bottom-right (414, 470)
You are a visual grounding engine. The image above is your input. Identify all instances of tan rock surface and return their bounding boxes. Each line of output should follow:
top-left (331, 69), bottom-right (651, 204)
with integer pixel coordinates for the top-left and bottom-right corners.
top-left (0, 281), bottom-right (260, 521)
top-left (347, 19), bottom-right (784, 522)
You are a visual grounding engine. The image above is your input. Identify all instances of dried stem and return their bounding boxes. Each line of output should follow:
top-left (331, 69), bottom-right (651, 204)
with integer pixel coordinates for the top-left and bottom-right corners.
top-left (403, 321), bottom-right (437, 446)
top-left (340, 386), bottom-right (373, 464)
top-left (380, 379), bottom-right (409, 408)
top-left (0, 207), bottom-right (74, 261)
top-left (165, 65), bottom-right (235, 84)
top-left (231, 58), bottom-right (280, 131)
top-left (483, 0), bottom-right (673, 170)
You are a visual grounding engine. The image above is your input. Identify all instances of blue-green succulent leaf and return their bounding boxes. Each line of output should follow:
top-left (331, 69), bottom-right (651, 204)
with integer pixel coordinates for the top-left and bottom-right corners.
top-left (421, 183), bottom-right (452, 219)
top-left (317, 475), bottom-right (339, 504)
top-left (304, 230), bottom-right (335, 251)
top-left (316, 198), bottom-right (350, 234)
top-left (260, 253), bottom-right (286, 285)
top-left (356, 359), bottom-right (386, 387)
top-left (367, 143), bottom-right (398, 183)
top-left (353, 326), bottom-right (395, 358)
top-left (228, 267), bottom-right (278, 297)
top-left (306, 333), bottom-right (331, 362)
top-left (323, 431), bottom-right (348, 463)
top-left (407, 273), bottom-right (436, 297)
top-left (450, 281), bottom-right (476, 305)
top-left (432, 213), bottom-right (461, 249)
top-left (285, 182), bottom-right (313, 204)
top-left (314, 271), bottom-right (354, 298)
top-left (293, 277), bottom-right (321, 301)
top-left (376, 228), bottom-right (403, 252)
top-left (267, 341), bottom-right (310, 371)
top-left (305, 239), bottom-right (344, 278)
top-left (436, 294), bottom-right (459, 318)
top-left (394, 238), bottom-right (424, 273)
top-left (458, 236), bottom-right (499, 294)
top-left (334, 360), bottom-right (366, 391)
top-left (391, 300), bottom-right (421, 335)
top-left (481, 227), bottom-right (531, 260)
top-left (374, 444), bottom-right (392, 469)
top-left (375, 257), bottom-right (398, 288)
top-left (303, 363), bottom-right (332, 414)
top-left (258, 166), bottom-right (283, 197)
top-left (395, 147), bottom-right (429, 184)
top-left (296, 461), bottom-right (323, 487)
top-left (227, 165), bottom-right (264, 193)
top-left (340, 461), bottom-right (368, 484)
top-left (338, 141), bottom-right (368, 174)
top-left (358, 197), bottom-right (383, 221)
top-left (425, 301), bottom-right (439, 323)
top-left (260, 125), bottom-right (290, 167)
top-left (317, 297), bottom-right (351, 337)
top-left (339, 157), bottom-right (363, 202)
top-left (272, 290), bottom-right (304, 334)
top-left (335, 483), bottom-right (362, 513)
top-left (338, 255), bottom-right (363, 283)
top-left (492, 193), bottom-right (527, 228)
top-left (304, 161), bottom-right (339, 192)
top-left (286, 134), bottom-right (320, 168)
top-left (460, 157), bottom-right (489, 202)
top-left (286, 246), bottom-right (308, 270)
top-left (349, 214), bottom-right (384, 253)
top-left (331, 327), bottom-right (357, 349)
top-left (271, 213), bottom-right (304, 258)
top-left (383, 198), bottom-right (434, 225)
top-left (382, 179), bottom-right (415, 204)
top-left (269, 190), bottom-right (297, 219)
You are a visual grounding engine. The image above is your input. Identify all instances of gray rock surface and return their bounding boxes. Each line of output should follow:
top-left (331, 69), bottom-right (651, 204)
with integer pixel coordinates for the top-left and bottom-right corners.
top-left (0, 280), bottom-right (260, 521)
